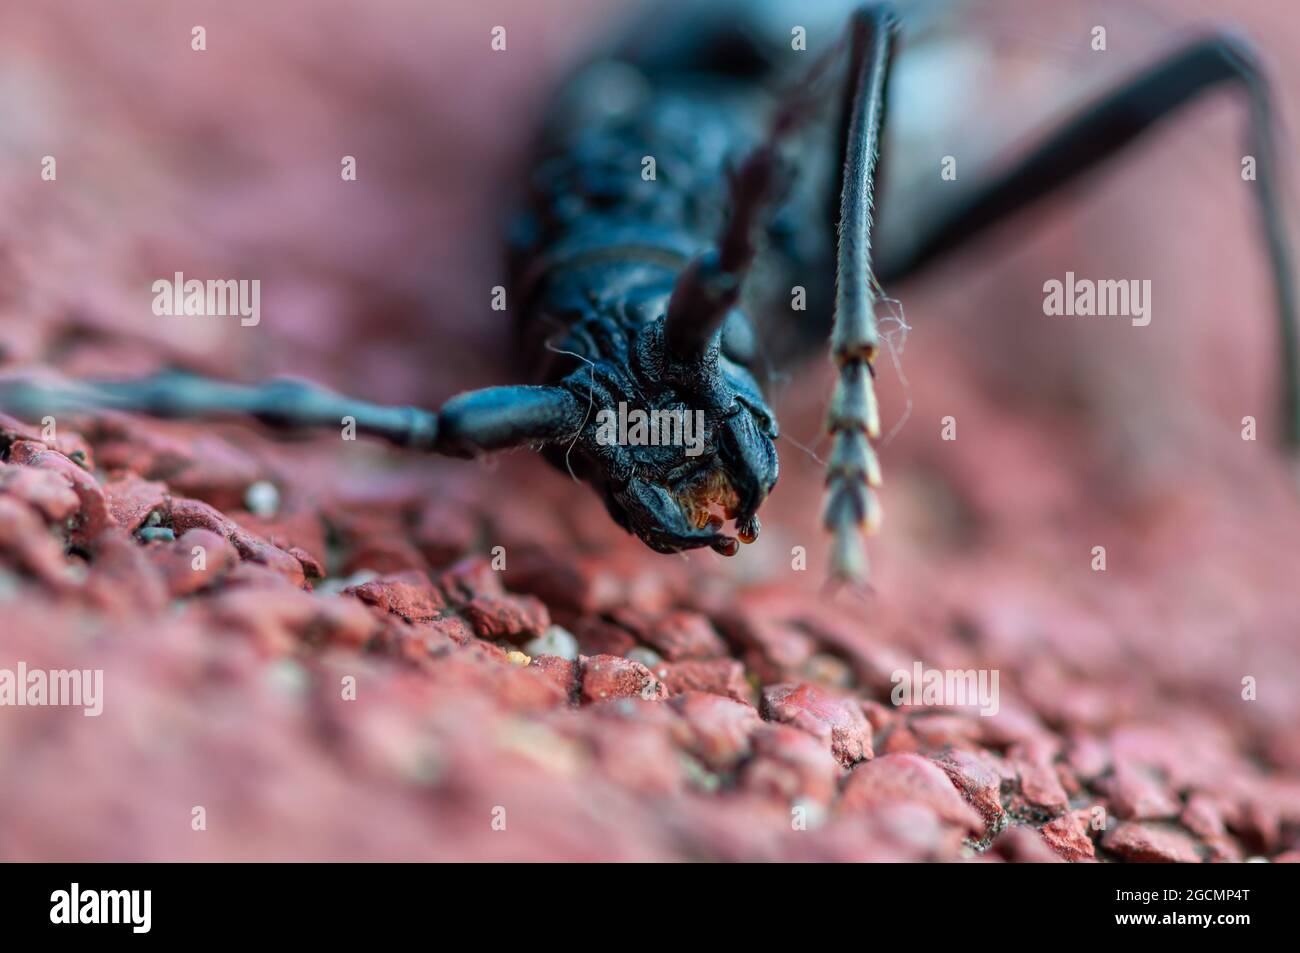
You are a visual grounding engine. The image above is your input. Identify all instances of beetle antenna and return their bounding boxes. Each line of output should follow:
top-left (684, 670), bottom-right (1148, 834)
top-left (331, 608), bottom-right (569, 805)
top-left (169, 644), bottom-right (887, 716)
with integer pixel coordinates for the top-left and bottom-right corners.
top-left (0, 369), bottom-right (586, 460)
top-left (823, 6), bottom-right (899, 585)
top-left (664, 37), bottom-right (849, 363)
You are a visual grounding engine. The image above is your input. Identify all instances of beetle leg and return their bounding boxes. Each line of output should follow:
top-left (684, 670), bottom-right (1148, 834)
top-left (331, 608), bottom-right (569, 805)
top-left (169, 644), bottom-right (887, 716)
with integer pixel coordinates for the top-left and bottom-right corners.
top-left (875, 33), bottom-right (1300, 452)
top-left (823, 4), bottom-right (899, 584)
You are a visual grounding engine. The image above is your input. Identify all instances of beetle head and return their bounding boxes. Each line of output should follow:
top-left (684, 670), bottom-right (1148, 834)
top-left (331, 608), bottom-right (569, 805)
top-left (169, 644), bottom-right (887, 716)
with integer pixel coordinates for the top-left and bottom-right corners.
top-left (561, 296), bottom-right (778, 558)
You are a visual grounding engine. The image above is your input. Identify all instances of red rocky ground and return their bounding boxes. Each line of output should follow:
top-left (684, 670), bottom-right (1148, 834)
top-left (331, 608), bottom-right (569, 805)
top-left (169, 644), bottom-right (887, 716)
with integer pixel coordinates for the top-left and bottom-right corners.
top-left (1, 0), bottom-right (1299, 861)
top-left (2, 403), bottom-right (1297, 862)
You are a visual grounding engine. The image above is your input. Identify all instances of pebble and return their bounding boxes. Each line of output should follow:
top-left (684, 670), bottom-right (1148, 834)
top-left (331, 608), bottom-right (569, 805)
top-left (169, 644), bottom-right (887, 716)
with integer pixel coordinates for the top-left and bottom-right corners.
top-left (524, 624), bottom-right (580, 661)
top-left (244, 480), bottom-right (281, 517)
top-left (625, 646), bottom-right (662, 668)
top-left (839, 753), bottom-right (984, 835)
top-left (761, 682), bottom-right (873, 767)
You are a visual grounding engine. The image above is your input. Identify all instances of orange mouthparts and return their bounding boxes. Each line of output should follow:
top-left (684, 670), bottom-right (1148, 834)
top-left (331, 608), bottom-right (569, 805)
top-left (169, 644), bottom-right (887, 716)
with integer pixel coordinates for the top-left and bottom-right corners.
top-left (675, 470), bottom-right (758, 547)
